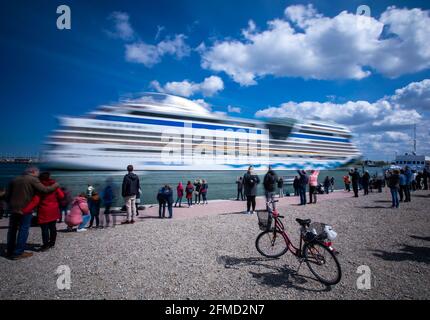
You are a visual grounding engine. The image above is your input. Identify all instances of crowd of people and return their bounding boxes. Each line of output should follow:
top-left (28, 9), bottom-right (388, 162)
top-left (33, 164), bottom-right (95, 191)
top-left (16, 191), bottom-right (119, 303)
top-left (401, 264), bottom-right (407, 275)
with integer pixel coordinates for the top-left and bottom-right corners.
top-left (1, 164), bottom-right (211, 260)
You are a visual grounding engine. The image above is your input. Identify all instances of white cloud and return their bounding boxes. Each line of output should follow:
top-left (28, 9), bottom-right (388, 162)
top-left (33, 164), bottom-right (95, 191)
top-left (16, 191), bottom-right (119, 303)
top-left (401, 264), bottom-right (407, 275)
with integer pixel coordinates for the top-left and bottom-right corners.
top-left (108, 12), bottom-right (135, 41)
top-left (201, 5), bottom-right (430, 85)
top-left (255, 79), bottom-right (430, 159)
top-left (227, 105), bottom-right (241, 113)
top-left (126, 35), bottom-right (191, 67)
top-left (150, 76), bottom-right (224, 97)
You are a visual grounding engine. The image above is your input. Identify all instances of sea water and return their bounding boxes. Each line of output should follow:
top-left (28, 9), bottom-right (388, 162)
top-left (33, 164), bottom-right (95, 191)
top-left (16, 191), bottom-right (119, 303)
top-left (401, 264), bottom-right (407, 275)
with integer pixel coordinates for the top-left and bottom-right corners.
top-left (0, 164), bottom-right (383, 206)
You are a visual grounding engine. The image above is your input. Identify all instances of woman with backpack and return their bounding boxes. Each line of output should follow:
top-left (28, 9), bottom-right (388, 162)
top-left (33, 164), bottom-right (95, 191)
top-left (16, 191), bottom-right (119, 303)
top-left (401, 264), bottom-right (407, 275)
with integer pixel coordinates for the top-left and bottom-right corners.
top-left (185, 181), bottom-right (194, 208)
top-left (243, 166), bottom-right (260, 214)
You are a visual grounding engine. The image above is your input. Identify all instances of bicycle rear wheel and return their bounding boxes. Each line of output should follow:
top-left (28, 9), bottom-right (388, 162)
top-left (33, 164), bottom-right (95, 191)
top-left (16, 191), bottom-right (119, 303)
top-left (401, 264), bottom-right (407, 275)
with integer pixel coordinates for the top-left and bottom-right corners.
top-left (255, 230), bottom-right (288, 258)
top-left (303, 241), bottom-right (341, 285)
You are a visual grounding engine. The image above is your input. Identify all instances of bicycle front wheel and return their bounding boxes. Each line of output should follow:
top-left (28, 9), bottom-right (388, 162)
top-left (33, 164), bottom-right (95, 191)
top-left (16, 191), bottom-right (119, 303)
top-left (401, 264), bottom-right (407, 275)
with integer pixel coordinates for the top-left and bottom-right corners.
top-left (303, 242), bottom-right (341, 285)
top-left (255, 230), bottom-right (288, 258)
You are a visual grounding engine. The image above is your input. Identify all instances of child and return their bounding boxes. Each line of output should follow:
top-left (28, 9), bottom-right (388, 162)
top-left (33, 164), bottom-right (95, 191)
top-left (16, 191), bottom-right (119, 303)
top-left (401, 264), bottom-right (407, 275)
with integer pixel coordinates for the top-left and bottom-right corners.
top-left (65, 193), bottom-right (90, 232)
top-left (88, 191), bottom-right (101, 228)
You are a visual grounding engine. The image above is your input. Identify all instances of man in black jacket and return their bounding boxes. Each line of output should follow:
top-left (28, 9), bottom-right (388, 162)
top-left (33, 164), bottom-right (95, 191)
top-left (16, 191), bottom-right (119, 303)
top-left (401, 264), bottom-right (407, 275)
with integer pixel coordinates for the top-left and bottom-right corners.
top-left (349, 168), bottom-right (360, 197)
top-left (121, 165), bottom-right (140, 224)
top-left (243, 166), bottom-right (260, 214)
top-left (263, 166), bottom-right (278, 210)
top-left (297, 170), bottom-right (308, 205)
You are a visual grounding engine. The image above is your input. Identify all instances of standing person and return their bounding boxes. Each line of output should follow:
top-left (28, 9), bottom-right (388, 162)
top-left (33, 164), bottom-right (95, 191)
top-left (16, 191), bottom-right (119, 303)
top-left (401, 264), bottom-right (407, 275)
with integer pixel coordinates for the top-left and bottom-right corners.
top-left (343, 175), bottom-right (351, 192)
top-left (135, 188), bottom-right (142, 217)
top-left (164, 185), bottom-right (174, 218)
top-left (263, 166), bottom-right (278, 210)
top-left (102, 180), bottom-right (114, 228)
top-left (416, 172), bottom-right (423, 190)
top-left (308, 170), bottom-right (320, 204)
top-left (243, 166), bottom-right (260, 214)
top-left (323, 176), bottom-right (331, 194)
top-left (329, 177), bottom-right (335, 192)
top-left (65, 193), bottom-right (90, 232)
top-left (88, 191), bottom-right (101, 228)
top-left (185, 181), bottom-right (194, 208)
top-left (293, 176), bottom-right (299, 196)
top-left (404, 166), bottom-right (412, 202)
top-left (278, 177), bottom-right (284, 198)
top-left (200, 180), bottom-right (208, 205)
top-left (362, 171), bottom-right (370, 195)
top-left (157, 186), bottom-right (167, 218)
top-left (194, 179), bottom-right (202, 205)
top-left (121, 165), bottom-right (140, 225)
top-left (36, 172), bottom-right (64, 250)
top-left (58, 187), bottom-right (72, 223)
top-left (399, 169), bottom-right (407, 202)
top-left (349, 168), bottom-right (360, 198)
top-left (6, 166), bottom-right (59, 260)
top-left (175, 182), bottom-right (184, 207)
top-left (388, 169), bottom-right (400, 208)
top-left (423, 168), bottom-right (429, 190)
top-left (297, 170), bottom-right (308, 205)
top-left (236, 177), bottom-right (244, 201)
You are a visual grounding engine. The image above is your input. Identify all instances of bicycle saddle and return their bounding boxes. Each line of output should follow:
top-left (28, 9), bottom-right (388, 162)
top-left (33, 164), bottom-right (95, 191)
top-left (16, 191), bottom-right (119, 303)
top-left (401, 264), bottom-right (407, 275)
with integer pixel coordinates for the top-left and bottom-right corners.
top-left (296, 218), bottom-right (311, 226)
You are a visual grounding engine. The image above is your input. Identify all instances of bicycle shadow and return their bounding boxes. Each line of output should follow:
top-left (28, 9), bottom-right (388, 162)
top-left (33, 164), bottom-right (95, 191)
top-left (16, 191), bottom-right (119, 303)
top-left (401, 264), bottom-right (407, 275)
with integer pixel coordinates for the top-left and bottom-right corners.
top-left (216, 255), bottom-right (332, 293)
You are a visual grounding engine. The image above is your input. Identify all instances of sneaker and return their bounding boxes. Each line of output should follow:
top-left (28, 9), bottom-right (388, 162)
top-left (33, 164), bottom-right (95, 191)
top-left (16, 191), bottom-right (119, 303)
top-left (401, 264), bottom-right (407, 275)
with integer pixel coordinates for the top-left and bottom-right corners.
top-left (12, 252), bottom-right (33, 260)
top-left (121, 220), bottom-right (130, 225)
top-left (245, 211), bottom-right (250, 214)
top-left (252, 211), bottom-right (257, 214)
top-left (130, 220), bottom-right (135, 224)
top-left (77, 228), bottom-right (87, 232)
top-left (39, 245), bottom-right (50, 252)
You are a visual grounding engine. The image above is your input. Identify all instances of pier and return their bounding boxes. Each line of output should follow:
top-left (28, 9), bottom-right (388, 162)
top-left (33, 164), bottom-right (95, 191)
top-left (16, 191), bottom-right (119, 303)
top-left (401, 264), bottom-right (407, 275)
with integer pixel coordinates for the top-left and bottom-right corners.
top-left (1, 189), bottom-right (429, 300)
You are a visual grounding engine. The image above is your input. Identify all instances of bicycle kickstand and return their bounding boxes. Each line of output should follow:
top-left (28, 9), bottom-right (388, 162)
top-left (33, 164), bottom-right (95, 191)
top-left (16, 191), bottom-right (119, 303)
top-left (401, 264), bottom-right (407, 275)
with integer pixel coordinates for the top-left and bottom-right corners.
top-left (295, 258), bottom-right (304, 274)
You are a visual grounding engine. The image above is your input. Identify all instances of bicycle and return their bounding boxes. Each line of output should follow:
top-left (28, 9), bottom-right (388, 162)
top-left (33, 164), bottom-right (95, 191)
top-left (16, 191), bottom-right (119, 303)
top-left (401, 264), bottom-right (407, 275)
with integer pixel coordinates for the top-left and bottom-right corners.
top-left (255, 200), bottom-right (342, 285)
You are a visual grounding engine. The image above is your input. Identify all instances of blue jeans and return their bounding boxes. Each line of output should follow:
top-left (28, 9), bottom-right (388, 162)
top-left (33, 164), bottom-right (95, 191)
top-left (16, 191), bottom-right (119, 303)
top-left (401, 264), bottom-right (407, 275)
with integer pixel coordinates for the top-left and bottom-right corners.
top-left (78, 214), bottom-right (91, 229)
top-left (7, 213), bottom-right (33, 256)
top-left (299, 186), bottom-right (307, 205)
top-left (390, 187), bottom-right (399, 208)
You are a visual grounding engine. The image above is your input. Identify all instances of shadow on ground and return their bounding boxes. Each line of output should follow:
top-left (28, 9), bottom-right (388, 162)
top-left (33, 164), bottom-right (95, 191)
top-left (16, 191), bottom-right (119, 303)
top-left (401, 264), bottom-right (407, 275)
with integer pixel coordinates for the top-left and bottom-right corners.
top-left (0, 243), bottom-right (42, 259)
top-left (216, 255), bottom-right (332, 293)
top-left (372, 244), bottom-right (430, 264)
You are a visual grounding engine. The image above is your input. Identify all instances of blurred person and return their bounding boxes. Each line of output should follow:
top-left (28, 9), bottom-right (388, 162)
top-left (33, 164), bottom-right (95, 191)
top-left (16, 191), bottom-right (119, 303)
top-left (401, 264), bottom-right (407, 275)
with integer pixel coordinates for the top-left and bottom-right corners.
top-left (297, 170), bottom-right (308, 205)
top-left (58, 187), bottom-right (72, 223)
top-left (236, 177), bottom-right (244, 201)
top-left (86, 184), bottom-right (94, 198)
top-left (343, 175), bottom-right (351, 192)
top-left (201, 180), bottom-right (208, 205)
top-left (263, 166), bottom-right (278, 210)
top-left (164, 185), bottom-right (174, 218)
top-left (423, 168), bottom-right (429, 190)
top-left (323, 176), bottom-right (331, 194)
top-left (0, 187), bottom-right (6, 219)
top-left (243, 166), bottom-right (260, 214)
top-left (185, 181), bottom-right (194, 208)
top-left (6, 166), bottom-right (59, 260)
top-left (330, 177), bottom-right (335, 192)
top-left (135, 188), bottom-right (142, 217)
top-left (102, 179), bottom-right (115, 228)
top-left (293, 176), bottom-right (299, 196)
top-left (277, 177), bottom-right (284, 198)
top-left (404, 166), bottom-right (413, 202)
top-left (349, 168), bottom-right (360, 197)
top-left (194, 179), bottom-right (202, 205)
top-left (121, 165), bottom-right (140, 224)
top-left (65, 193), bottom-right (90, 232)
top-left (399, 169), bottom-right (407, 202)
top-left (175, 182), bottom-right (184, 207)
top-left (388, 169), bottom-right (400, 208)
top-left (308, 170), bottom-right (320, 204)
top-left (362, 170), bottom-right (370, 195)
top-left (88, 191), bottom-right (101, 228)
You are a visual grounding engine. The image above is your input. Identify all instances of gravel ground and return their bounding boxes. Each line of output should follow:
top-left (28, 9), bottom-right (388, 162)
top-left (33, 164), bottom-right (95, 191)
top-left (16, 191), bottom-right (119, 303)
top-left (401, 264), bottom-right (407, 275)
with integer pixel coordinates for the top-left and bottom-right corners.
top-left (0, 189), bottom-right (429, 300)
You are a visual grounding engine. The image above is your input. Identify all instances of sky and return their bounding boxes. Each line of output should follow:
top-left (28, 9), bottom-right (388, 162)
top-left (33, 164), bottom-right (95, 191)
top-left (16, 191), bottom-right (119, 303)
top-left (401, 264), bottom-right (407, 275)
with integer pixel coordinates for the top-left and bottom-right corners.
top-left (0, 0), bottom-right (429, 160)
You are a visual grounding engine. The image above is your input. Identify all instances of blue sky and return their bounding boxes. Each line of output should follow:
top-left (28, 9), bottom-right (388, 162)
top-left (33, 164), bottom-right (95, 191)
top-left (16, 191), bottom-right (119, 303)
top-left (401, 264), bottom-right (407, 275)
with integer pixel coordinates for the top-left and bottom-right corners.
top-left (1, 0), bottom-right (429, 160)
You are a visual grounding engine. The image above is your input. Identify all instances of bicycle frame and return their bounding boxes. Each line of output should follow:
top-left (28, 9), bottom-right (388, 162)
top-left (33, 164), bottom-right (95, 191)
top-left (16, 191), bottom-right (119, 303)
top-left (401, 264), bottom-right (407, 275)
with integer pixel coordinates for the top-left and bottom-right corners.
top-left (271, 209), bottom-right (304, 257)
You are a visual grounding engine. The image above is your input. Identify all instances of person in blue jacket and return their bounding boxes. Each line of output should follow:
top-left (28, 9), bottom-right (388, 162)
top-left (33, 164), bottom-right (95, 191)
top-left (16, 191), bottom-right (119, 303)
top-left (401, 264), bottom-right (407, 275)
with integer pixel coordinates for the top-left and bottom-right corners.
top-left (404, 166), bottom-right (412, 202)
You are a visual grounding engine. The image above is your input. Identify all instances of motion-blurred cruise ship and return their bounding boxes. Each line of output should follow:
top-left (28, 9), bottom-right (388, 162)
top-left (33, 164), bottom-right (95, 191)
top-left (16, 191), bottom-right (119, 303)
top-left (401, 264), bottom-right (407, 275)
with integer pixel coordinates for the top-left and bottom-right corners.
top-left (43, 93), bottom-right (361, 170)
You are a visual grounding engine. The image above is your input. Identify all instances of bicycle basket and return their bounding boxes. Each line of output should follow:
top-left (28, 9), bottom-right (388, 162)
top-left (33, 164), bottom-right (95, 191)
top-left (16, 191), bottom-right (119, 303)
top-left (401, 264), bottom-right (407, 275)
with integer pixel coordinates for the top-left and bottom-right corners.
top-left (257, 210), bottom-right (273, 231)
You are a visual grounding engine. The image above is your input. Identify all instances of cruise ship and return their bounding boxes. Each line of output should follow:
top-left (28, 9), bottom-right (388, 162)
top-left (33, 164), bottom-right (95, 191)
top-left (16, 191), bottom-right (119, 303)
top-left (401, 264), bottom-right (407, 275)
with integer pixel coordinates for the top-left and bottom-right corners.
top-left (43, 93), bottom-right (361, 170)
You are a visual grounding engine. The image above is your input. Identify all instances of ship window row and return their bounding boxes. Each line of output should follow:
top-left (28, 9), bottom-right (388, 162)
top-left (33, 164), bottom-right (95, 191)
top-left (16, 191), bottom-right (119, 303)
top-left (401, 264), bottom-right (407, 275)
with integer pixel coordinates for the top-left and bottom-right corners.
top-left (128, 111), bottom-right (265, 129)
top-left (52, 135), bottom-right (355, 155)
top-left (395, 160), bottom-right (425, 165)
top-left (298, 129), bottom-right (350, 138)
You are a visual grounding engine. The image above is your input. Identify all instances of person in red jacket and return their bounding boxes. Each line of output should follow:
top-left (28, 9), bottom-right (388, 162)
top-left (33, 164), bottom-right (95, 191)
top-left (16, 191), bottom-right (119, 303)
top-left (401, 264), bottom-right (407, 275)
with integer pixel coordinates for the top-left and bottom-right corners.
top-left (36, 172), bottom-right (64, 250)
